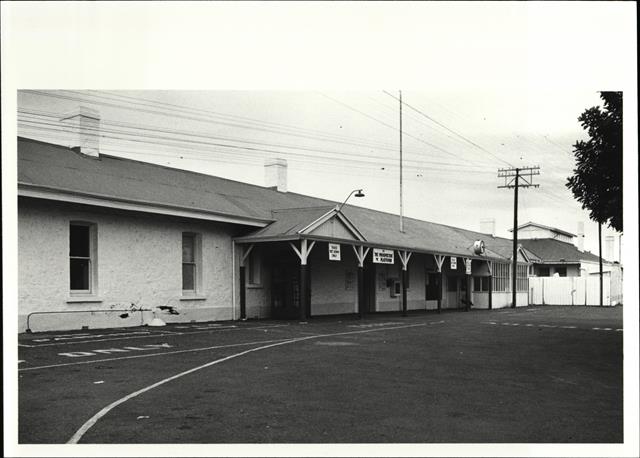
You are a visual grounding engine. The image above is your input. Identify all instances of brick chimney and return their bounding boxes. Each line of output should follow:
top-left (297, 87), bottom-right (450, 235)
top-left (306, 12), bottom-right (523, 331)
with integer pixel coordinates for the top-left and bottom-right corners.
top-left (60, 106), bottom-right (100, 157)
top-left (480, 218), bottom-right (496, 237)
top-left (265, 158), bottom-right (287, 192)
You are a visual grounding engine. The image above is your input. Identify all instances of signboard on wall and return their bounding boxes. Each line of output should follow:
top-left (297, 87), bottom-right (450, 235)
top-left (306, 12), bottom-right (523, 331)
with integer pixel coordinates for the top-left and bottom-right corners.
top-left (328, 243), bottom-right (341, 261)
top-left (373, 248), bottom-right (394, 264)
top-left (450, 256), bottom-right (457, 270)
top-left (465, 259), bottom-right (472, 275)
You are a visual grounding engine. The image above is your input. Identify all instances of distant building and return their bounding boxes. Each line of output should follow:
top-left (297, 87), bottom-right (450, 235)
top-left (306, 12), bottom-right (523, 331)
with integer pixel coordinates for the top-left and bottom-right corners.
top-left (18, 109), bottom-right (535, 332)
top-left (510, 222), bottom-right (620, 277)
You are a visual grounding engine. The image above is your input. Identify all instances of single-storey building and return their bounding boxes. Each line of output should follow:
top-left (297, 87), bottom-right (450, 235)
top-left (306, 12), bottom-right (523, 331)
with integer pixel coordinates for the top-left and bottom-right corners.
top-left (17, 109), bottom-right (533, 332)
top-left (511, 222), bottom-right (617, 277)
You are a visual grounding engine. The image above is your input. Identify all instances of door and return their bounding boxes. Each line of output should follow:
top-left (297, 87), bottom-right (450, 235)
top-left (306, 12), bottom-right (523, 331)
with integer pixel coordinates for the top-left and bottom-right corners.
top-left (363, 261), bottom-right (377, 313)
top-left (446, 275), bottom-right (460, 308)
top-left (271, 262), bottom-right (301, 319)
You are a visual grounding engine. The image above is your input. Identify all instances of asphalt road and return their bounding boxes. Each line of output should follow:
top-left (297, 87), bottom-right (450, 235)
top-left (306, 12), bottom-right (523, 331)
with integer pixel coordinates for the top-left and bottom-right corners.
top-left (18, 305), bottom-right (623, 444)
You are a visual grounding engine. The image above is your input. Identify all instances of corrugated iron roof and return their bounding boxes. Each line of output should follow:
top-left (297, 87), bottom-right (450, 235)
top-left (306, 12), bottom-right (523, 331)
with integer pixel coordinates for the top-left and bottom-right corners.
top-left (519, 238), bottom-right (604, 263)
top-left (18, 136), bottom-right (524, 262)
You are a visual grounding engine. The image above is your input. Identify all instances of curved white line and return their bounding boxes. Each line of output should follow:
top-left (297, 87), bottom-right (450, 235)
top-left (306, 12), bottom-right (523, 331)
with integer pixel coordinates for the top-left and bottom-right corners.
top-left (67, 322), bottom-right (427, 444)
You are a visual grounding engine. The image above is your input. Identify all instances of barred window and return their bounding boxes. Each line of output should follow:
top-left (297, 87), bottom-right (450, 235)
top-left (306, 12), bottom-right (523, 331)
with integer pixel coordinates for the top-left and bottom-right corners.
top-left (516, 264), bottom-right (529, 292)
top-left (492, 262), bottom-right (510, 292)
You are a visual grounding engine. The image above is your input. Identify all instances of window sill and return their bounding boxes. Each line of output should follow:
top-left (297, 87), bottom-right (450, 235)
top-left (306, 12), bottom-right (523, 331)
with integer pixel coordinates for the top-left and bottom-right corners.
top-left (180, 295), bottom-right (207, 301)
top-left (66, 296), bottom-right (103, 303)
top-left (247, 284), bottom-right (263, 289)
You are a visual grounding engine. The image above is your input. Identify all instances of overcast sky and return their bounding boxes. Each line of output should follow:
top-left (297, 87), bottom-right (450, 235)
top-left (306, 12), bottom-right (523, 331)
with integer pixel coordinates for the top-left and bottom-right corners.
top-left (17, 88), bottom-right (617, 257)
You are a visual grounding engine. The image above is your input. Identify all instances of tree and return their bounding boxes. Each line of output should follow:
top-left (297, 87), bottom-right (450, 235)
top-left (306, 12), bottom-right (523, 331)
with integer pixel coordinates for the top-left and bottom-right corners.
top-left (566, 92), bottom-right (623, 232)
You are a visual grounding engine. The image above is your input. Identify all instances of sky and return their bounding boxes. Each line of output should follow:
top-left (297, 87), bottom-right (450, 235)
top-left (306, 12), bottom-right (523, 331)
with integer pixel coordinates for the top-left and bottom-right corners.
top-left (17, 88), bottom-right (618, 258)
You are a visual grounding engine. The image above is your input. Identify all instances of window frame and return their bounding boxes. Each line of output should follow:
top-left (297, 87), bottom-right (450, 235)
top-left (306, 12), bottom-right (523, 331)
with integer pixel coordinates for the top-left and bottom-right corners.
top-left (182, 232), bottom-right (202, 295)
top-left (69, 221), bottom-right (97, 296)
top-left (473, 276), bottom-right (490, 292)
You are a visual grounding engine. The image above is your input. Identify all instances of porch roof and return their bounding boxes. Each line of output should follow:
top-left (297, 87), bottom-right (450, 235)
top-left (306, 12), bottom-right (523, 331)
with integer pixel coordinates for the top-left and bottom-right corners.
top-left (235, 204), bottom-right (530, 263)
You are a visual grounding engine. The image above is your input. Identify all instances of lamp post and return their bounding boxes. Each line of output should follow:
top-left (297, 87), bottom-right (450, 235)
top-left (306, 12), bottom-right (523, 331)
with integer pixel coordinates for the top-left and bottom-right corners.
top-left (336, 189), bottom-right (365, 318)
top-left (337, 189), bottom-right (365, 212)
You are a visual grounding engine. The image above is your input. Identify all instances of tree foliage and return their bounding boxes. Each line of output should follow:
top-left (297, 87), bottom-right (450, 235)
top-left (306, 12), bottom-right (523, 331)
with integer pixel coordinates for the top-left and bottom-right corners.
top-left (566, 92), bottom-right (623, 232)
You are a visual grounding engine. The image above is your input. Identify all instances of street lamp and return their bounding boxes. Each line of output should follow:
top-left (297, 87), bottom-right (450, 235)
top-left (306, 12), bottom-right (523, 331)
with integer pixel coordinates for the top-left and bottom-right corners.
top-left (337, 189), bottom-right (365, 212)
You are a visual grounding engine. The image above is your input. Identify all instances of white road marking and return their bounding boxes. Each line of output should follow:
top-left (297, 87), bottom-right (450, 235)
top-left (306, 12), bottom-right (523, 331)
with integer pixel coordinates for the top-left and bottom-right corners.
top-left (22, 331), bottom-right (182, 347)
top-left (58, 344), bottom-right (173, 358)
top-left (66, 322), bottom-right (427, 444)
top-left (19, 324), bottom-right (289, 348)
top-left (485, 322), bottom-right (620, 331)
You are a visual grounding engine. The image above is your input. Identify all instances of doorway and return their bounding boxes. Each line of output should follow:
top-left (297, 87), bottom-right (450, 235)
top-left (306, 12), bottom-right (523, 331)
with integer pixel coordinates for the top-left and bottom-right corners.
top-left (271, 261), bottom-right (302, 319)
top-left (363, 261), bottom-right (376, 314)
top-left (446, 275), bottom-right (466, 308)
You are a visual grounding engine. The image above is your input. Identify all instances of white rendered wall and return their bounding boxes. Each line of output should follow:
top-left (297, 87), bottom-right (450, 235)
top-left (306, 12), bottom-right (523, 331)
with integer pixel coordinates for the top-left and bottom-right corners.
top-left (19, 198), bottom-right (236, 332)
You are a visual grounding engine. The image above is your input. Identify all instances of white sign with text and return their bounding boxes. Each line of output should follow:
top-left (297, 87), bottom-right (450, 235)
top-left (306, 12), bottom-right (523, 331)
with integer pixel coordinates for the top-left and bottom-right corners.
top-left (328, 243), bottom-right (341, 261)
top-left (450, 256), bottom-right (457, 270)
top-left (373, 248), bottom-right (394, 264)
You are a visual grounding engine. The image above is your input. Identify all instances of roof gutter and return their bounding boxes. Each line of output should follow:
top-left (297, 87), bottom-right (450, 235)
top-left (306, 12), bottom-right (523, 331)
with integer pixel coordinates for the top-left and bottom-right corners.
top-left (233, 233), bottom-right (516, 263)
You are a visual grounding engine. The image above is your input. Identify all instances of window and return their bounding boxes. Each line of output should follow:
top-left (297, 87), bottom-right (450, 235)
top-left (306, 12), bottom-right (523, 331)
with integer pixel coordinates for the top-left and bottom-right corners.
top-left (555, 266), bottom-right (567, 277)
top-left (182, 233), bottom-right (200, 293)
top-left (492, 262), bottom-right (510, 292)
top-left (516, 264), bottom-right (529, 291)
top-left (538, 266), bottom-right (550, 277)
top-left (247, 251), bottom-right (262, 286)
top-left (473, 276), bottom-right (490, 292)
top-left (70, 222), bottom-right (96, 293)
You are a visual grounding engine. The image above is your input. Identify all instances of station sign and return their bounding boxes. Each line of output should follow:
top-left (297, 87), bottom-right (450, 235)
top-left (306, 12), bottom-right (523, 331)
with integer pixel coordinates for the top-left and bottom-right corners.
top-left (373, 248), bottom-right (394, 264)
top-left (328, 243), bottom-right (341, 261)
top-left (450, 256), bottom-right (457, 270)
top-left (465, 259), bottom-right (472, 275)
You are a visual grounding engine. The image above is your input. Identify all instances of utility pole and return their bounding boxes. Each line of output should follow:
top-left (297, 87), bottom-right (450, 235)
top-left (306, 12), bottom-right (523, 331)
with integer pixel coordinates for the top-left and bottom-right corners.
top-left (399, 90), bottom-right (404, 233)
top-left (498, 166), bottom-right (540, 308)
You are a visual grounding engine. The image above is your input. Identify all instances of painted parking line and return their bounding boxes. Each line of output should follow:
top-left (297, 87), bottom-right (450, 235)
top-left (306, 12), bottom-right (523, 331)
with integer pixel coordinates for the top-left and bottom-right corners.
top-left (19, 330), bottom-right (184, 348)
top-left (18, 324), bottom-right (291, 348)
top-left (58, 343), bottom-right (174, 358)
top-left (484, 322), bottom-right (622, 332)
top-left (66, 322), bottom-right (427, 444)
top-left (20, 322), bottom-right (425, 373)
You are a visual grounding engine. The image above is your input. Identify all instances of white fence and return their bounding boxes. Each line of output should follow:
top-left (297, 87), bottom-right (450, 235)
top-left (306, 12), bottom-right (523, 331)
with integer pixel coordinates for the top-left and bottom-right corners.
top-left (529, 276), bottom-right (613, 306)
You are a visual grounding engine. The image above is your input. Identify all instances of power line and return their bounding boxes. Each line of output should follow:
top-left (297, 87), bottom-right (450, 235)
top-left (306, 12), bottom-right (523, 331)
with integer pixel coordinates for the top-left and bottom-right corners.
top-left (18, 116), bottom-right (496, 174)
top-left (316, 92), bottom-right (493, 168)
top-left (383, 90), bottom-right (513, 167)
top-left (19, 110), bottom-right (492, 171)
top-left (17, 121), bottom-right (497, 178)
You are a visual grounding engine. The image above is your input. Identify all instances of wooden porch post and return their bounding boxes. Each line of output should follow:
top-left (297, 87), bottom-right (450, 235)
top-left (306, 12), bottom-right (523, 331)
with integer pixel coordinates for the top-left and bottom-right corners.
top-left (239, 244), bottom-right (254, 320)
top-left (353, 246), bottom-right (370, 318)
top-left (398, 250), bottom-right (412, 317)
top-left (290, 239), bottom-right (316, 321)
top-left (434, 254), bottom-right (445, 314)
